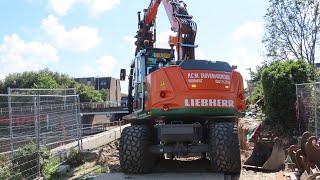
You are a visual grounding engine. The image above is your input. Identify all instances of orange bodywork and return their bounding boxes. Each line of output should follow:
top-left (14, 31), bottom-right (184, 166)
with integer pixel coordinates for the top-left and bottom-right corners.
top-left (143, 65), bottom-right (246, 117)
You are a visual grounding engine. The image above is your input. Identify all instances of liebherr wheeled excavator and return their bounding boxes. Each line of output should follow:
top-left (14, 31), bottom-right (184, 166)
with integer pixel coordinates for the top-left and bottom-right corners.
top-left (119, 0), bottom-right (246, 174)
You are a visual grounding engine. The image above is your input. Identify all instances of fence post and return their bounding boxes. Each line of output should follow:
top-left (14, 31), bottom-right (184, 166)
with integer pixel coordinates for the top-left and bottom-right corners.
top-left (316, 99), bottom-right (318, 137)
top-left (34, 96), bottom-right (41, 178)
top-left (77, 96), bottom-right (83, 151)
top-left (295, 85), bottom-right (299, 119)
top-left (8, 92), bottom-right (13, 157)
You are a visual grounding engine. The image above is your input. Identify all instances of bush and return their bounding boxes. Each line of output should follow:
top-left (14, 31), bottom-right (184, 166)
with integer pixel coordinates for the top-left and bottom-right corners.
top-left (42, 158), bottom-right (60, 180)
top-left (261, 59), bottom-right (312, 133)
top-left (0, 143), bottom-right (60, 180)
top-left (0, 155), bottom-right (11, 179)
top-left (248, 83), bottom-right (263, 104)
top-left (76, 84), bottom-right (103, 102)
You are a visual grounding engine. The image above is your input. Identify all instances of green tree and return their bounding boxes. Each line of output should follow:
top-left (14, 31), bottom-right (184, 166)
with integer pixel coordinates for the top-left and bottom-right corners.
top-left (0, 69), bottom-right (76, 93)
top-left (76, 84), bottom-right (103, 102)
top-left (263, 0), bottom-right (320, 65)
top-left (37, 69), bottom-right (76, 88)
top-left (261, 59), bottom-right (312, 133)
top-left (100, 88), bottom-right (110, 101)
top-left (0, 80), bottom-right (3, 94)
top-left (33, 73), bottom-right (59, 89)
top-left (0, 69), bottom-right (104, 102)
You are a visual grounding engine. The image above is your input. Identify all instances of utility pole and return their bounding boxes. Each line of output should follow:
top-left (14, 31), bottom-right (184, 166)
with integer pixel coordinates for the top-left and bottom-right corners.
top-left (246, 68), bottom-right (253, 96)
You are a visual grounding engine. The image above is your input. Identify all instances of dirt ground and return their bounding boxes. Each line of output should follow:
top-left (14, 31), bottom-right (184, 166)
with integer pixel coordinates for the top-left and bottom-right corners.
top-left (65, 118), bottom-right (283, 180)
top-left (64, 140), bottom-right (278, 180)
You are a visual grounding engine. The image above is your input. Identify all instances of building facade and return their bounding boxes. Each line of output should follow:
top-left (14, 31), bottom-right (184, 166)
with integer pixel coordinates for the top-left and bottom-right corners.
top-left (75, 77), bottom-right (121, 102)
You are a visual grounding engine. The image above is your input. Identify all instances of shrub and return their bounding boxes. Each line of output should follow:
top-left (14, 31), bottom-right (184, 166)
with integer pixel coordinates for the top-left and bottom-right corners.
top-left (261, 59), bottom-right (312, 133)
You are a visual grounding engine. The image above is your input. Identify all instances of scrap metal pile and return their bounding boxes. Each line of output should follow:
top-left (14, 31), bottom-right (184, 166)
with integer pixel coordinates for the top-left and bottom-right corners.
top-left (287, 131), bottom-right (320, 179)
top-left (243, 123), bottom-right (286, 171)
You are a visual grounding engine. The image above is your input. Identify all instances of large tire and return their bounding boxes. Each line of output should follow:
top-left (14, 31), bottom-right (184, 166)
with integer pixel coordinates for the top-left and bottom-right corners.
top-left (119, 125), bottom-right (157, 173)
top-left (209, 122), bottom-right (241, 174)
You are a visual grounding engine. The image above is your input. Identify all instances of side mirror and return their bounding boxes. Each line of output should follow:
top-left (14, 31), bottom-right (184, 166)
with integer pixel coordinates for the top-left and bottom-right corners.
top-left (120, 69), bottom-right (126, 81)
top-left (232, 65), bottom-right (237, 70)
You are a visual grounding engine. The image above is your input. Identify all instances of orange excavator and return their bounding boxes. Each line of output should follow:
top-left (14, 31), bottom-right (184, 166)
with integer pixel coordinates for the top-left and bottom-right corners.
top-left (119, 0), bottom-right (246, 174)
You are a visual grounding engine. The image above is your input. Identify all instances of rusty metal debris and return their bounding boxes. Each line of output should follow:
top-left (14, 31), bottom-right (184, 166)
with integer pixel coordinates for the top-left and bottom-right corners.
top-left (287, 131), bottom-right (320, 174)
top-left (243, 123), bottom-right (286, 171)
top-left (300, 166), bottom-right (320, 180)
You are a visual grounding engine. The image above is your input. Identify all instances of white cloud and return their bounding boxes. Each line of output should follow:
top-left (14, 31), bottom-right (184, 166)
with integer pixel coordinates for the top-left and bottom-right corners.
top-left (41, 15), bottom-right (101, 52)
top-left (123, 35), bottom-right (136, 54)
top-left (85, 0), bottom-right (120, 17)
top-left (48, 0), bottom-right (76, 16)
top-left (81, 55), bottom-right (118, 77)
top-left (229, 48), bottom-right (263, 81)
top-left (0, 34), bottom-right (59, 79)
top-left (49, 0), bottom-right (120, 16)
top-left (155, 31), bottom-right (176, 48)
top-left (195, 48), bottom-right (215, 60)
top-left (232, 22), bottom-right (263, 41)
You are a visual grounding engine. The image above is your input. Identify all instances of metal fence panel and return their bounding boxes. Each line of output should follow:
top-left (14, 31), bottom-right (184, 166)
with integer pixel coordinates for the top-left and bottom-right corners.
top-left (296, 83), bottom-right (320, 137)
top-left (0, 88), bottom-right (80, 179)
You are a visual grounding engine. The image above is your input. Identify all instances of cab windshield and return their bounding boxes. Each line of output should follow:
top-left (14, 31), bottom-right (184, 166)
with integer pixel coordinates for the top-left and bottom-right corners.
top-left (146, 57), bottom-right (158, 75)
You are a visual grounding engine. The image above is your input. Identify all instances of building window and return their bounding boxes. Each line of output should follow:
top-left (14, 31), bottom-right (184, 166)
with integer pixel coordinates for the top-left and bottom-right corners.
top-left (87, 81), bottom-right (91, 86)
top-left (101, 80), bottom-right (107, 86)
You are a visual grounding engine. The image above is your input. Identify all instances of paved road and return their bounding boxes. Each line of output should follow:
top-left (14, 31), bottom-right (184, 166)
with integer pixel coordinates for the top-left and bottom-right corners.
top-left (95, 173), bottom-right (237, 180)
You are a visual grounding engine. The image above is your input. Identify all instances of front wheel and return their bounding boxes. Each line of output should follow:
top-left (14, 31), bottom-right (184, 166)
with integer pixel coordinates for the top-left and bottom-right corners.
top-left (119, 125), bottom-right (157, 173)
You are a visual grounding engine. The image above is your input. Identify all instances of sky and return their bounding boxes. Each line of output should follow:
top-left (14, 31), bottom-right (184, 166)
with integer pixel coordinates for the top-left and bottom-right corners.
top-left (0, 0), bottom-right (270, 93)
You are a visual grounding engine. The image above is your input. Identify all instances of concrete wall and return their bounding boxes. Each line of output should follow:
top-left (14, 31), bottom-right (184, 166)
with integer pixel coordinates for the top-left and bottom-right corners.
top-left (81, 115), bottom-right (112, 125)
top-left (51, 124), bottom-right (130, 159)
top-left (109, 78), bottom-right (121, 102)
top-left (75, 77), bottom-right (121, 103)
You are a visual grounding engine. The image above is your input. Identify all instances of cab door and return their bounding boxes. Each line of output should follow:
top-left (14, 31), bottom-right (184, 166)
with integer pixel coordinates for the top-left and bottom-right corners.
top-left (133, 55), bottom-right (146, 112)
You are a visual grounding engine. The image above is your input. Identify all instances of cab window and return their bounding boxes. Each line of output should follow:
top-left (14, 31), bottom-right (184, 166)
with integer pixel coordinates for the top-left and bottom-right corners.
top-left (146, 57), bottom-right (158, 75)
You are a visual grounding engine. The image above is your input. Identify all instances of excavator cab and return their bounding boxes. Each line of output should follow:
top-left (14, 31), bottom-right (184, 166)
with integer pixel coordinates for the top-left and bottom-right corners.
top-left (120, 48), bottom-right (175, 113)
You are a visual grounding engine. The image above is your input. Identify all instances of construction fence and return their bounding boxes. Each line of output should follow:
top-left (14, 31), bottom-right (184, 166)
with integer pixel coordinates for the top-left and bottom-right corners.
top-left (296, 83), bottom-right (320, 137)
top-left (0, 88), bottom-right (81, 179)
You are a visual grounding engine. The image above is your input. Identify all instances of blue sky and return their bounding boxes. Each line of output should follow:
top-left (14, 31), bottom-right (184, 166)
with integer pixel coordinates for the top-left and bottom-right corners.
top-left (0, 0), bottom-right (269, 93)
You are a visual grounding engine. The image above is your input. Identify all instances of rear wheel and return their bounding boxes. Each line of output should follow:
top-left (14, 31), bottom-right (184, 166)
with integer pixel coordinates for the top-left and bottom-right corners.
top-left (209, 122), bottom-right (241, 174)
top-left (119, 125), bottom-right (157, 173)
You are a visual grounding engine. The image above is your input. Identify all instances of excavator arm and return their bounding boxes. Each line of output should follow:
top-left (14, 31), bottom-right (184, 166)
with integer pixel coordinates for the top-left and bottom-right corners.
top-left (135, 0), bottom-right (197, 60)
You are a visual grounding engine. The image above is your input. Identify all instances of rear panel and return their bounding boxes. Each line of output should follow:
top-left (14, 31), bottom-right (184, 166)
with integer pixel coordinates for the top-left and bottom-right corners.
top-left (142, 60), bottom-right (246, 119)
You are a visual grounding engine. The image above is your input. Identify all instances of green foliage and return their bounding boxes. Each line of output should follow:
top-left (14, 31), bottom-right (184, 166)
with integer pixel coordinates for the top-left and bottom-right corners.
top-left (0, 154), bottom-right (11, 180)
top-left (0, 80), bottom-right (3, 93)
top-left (263, 0), bottom-right (320, 65)
top-left (33, 73), bottom-right (59, 89)
top-left (76, 84), bottom-right (103, 102)
top-left (261, 59), bottom-right (312, 133)
top-left (0, 69), bottom-right (106, 102)
top-left (42, 158), bottom-right (60, 180)
top-left (0, 69), bottom-right (76, 94)
top-left (11, 142), bottom-right (38, 179)
top-left (248, 83), bottom-right (264, 105)
top-left (66, 148), bottom-right (84, 167)
top-left (91, 165), bottom-right (109, 174)
top-left (99, 89), bottom-right (109, 101)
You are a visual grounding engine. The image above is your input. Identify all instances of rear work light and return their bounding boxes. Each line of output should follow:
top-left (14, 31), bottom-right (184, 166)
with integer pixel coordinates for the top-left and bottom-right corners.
top-left (163, 105), bottom-right (169, 111)
top-left (160, 91), bottom-right (166, 98)
top-left (238, 93), bottom-right (244, 101)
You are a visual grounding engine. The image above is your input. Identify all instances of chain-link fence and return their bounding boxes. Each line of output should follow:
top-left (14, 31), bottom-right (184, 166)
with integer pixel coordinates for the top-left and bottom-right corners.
top-left (296, 83), bottom-right (320, 137)
top-left (0, 88), bottom-right (81, 179)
